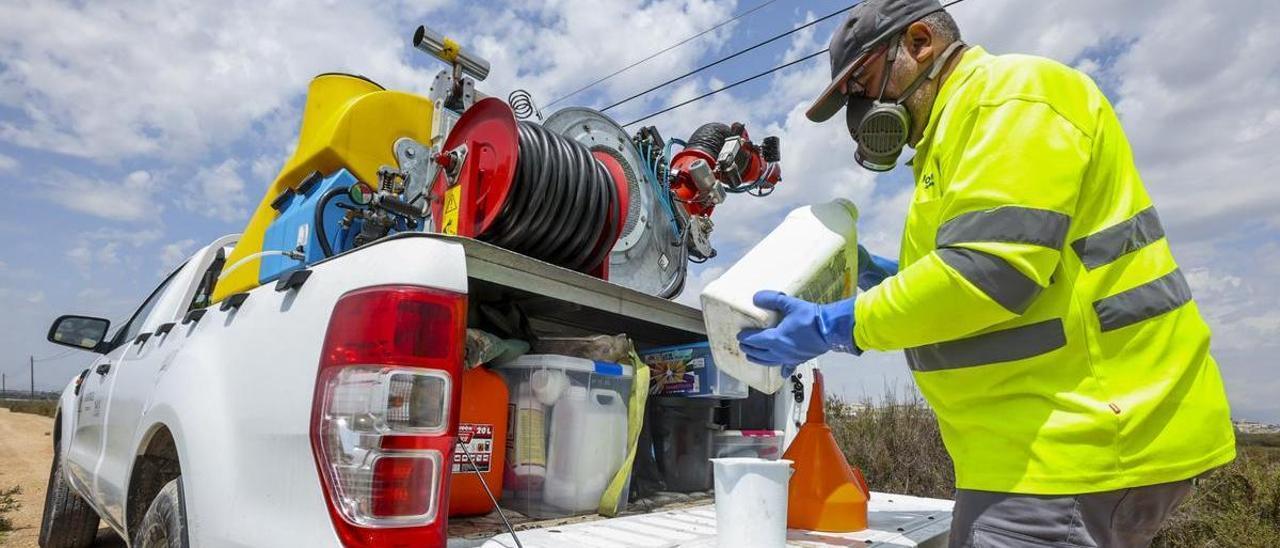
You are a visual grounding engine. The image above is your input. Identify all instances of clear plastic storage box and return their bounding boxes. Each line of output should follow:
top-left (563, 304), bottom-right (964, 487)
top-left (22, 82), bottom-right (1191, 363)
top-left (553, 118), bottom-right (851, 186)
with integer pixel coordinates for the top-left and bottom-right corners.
top-left (493, 354), bottom-right (633, 519)
top-left (713, 429), bottom-right (784, 460)
top-left (651, 398), bottom-right (721, 492)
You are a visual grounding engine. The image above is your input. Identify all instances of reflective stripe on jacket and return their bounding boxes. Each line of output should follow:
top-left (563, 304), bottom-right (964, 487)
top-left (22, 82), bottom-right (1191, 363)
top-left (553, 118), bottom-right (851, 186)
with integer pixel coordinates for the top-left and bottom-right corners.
top-left (853, 46), bottom-right (1235, 494)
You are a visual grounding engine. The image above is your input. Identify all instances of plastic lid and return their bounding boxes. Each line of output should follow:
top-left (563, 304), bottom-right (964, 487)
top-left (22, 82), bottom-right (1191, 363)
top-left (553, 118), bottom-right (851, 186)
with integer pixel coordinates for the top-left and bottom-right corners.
top-left (717, 429), bottom-right (783, 438)
top-left (496, 354), bottom-right (633, 378)
top-left (638, 341), bottom-right (711, 354)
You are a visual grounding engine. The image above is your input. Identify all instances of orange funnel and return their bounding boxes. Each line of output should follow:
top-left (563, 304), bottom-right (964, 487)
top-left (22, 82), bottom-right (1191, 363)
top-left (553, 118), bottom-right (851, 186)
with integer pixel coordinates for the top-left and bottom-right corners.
top-left (783, 369), bottom-right (868, 531)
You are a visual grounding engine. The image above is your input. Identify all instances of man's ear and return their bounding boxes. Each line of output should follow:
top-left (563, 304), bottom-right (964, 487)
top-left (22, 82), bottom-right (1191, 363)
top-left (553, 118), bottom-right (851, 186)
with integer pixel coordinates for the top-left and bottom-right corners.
top-left (904, 21), bottom-right (935, 63)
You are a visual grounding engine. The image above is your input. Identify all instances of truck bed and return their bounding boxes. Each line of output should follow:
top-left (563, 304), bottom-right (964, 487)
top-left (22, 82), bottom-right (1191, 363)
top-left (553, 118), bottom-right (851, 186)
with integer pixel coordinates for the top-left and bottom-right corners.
top-left (448, 492), bottom-right (953, 547)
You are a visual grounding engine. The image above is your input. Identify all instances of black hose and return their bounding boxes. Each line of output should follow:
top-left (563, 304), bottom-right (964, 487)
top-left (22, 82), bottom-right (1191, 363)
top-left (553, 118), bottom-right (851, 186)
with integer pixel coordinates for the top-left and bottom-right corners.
top-left (685, 122), bottom-right (733, 158)
top-left (315, 187), bottom-right (347, 258)
top-left (480, 121), bottom-right (619, 274)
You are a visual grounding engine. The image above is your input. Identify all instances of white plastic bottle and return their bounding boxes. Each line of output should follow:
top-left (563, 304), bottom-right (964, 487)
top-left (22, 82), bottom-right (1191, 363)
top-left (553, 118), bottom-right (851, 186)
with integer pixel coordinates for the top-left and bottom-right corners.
top-left (700, 199), bottom-right (859, 394)
top-left (506, 382), bottom-right (547, 491)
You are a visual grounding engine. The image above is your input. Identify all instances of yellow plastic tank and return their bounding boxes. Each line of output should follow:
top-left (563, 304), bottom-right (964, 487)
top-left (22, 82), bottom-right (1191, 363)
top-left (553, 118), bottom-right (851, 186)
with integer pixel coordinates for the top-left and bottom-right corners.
top-left (214, 73), bottom-right (435, 302)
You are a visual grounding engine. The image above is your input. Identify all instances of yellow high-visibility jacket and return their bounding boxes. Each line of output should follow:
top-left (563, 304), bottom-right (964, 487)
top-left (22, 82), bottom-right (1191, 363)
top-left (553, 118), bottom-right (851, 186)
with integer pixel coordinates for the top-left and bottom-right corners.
top-left (853, 46), bottom-right (1235, 494)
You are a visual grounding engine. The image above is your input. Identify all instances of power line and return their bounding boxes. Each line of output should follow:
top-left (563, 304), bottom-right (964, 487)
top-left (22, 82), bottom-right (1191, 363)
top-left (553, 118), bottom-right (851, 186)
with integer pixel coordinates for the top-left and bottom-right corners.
top-left (545, 0), bottom-right (780, 108)
top-left (619, 0), bottom-right (979, 127)
top-left (624, 48), bottom-right (828, 127)
top-left (602, 2), bottom-right (859, 112)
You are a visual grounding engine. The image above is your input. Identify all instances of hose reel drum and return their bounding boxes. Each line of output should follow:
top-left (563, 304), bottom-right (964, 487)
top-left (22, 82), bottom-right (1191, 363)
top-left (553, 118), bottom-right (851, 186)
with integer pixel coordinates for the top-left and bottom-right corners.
top-left (428, 97), bottom-right (684, 296)
top-left (541, 108), bottom-right (685, 297)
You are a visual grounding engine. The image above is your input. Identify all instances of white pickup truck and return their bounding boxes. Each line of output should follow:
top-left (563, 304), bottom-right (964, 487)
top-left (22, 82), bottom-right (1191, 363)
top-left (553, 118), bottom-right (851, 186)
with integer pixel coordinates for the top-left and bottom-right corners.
top-left (39, 231), bottom-right (954, 548)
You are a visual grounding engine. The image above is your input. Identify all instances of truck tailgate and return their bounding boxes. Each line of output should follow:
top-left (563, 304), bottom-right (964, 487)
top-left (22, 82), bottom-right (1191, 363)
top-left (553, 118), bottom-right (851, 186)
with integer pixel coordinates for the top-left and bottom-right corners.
top-left (454, 493), bottom-right (952, 547)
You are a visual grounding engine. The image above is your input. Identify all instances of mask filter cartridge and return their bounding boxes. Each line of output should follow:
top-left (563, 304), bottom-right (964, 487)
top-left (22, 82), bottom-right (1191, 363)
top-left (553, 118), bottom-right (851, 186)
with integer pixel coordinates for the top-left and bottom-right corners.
top-left (848, 39), bottom-right (966, 172)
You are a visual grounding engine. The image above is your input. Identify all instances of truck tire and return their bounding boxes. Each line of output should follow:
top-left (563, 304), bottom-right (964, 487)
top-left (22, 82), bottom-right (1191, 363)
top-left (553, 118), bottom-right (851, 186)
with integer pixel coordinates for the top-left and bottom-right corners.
top-left (39, 450), bottom-right (100, 548)
top-left (131, 478), bottom-right (189, 548)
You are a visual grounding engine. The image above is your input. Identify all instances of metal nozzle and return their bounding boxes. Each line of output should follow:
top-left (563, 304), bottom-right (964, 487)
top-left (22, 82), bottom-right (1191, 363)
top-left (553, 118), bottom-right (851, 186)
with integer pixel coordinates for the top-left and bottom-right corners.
top-left (413, 25), bottom-right (490, 81)
top-left (689, 159), bottom-right (717, 192)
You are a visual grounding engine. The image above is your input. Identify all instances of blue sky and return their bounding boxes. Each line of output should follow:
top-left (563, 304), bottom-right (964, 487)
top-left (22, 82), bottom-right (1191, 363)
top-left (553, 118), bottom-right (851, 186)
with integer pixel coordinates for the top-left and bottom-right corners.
top-left (1, 0), bottom-right (1277, 422)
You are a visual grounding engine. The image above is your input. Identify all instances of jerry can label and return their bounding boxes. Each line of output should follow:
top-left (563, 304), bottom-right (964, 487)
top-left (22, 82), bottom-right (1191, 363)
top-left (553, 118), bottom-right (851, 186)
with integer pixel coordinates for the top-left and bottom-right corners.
top-left (454, 422), bottom-right (494, 473)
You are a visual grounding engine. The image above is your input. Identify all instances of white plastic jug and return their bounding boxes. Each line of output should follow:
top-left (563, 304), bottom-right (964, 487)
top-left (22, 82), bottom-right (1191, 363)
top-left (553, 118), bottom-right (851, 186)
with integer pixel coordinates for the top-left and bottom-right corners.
top-left (506, 382), bottom-right (547, 491)
top-left (701, 199), bottom-right (859, 394)
top-left (543, 386), bottom-right (628, 511)
top-left (712, 457), bottom-right (794, 548)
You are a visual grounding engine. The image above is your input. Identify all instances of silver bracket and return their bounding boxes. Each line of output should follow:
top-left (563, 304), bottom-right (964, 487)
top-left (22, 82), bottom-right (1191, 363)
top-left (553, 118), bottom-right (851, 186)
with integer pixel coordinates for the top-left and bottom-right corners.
top-left (715, 136), bottom-right (747, 188)
top-left (441, 144), bottom-right (468, 186)
top-left (688, 215), bottom-right (716, 260)
top-left (395, 137), bottom-right (439, 212)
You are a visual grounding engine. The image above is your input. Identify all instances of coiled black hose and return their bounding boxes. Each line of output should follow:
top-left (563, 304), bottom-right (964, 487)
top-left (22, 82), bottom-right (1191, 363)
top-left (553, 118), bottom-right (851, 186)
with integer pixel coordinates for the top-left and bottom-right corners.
top-left (481, 121), bottom-right (619, 274)
top-left (685, 122), bottom-right (733, 158)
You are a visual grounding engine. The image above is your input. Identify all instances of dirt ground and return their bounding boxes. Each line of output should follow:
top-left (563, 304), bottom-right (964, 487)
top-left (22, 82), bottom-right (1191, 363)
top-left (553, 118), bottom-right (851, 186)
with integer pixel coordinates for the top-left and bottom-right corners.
top-left (0, 408), bottom-right (121, 547)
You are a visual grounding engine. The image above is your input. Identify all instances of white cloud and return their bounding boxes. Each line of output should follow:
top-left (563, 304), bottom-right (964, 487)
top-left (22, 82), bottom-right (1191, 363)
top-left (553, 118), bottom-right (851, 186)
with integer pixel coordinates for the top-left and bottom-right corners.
top-left (66, 227), bottom-right (165, 274)
top-left (675, 265), bottom-right (725, 308)
top-left (0, 152), bottom-right (16, 171)
top-left (159, 238), bottom-right (198, 274)
top-left (0, 0), bottom-right (449, 163)
top-left (460, 0), bottom-right (740, 110)
top-left (180, 159), bottom-right (249, 223)
top-left (50, 170), bottom-right (161, 222)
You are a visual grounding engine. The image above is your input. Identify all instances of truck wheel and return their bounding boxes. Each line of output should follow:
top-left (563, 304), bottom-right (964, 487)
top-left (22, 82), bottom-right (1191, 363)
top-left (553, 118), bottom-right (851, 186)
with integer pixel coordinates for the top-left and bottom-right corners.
top-left (39, 450), bottom-right (100, 548)
top-left (131, 478), bottom-right (189, 548)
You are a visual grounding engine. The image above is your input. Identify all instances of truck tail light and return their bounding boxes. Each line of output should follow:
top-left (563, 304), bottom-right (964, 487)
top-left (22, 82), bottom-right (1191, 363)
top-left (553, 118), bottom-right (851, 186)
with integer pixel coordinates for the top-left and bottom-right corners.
top-left (311, 285), bottom-right (465, 547)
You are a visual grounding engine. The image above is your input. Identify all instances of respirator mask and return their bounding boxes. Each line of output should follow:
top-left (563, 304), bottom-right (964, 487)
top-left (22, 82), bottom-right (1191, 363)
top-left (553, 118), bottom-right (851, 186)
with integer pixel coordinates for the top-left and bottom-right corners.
top-left (847, 38), bottom-right (965, 172)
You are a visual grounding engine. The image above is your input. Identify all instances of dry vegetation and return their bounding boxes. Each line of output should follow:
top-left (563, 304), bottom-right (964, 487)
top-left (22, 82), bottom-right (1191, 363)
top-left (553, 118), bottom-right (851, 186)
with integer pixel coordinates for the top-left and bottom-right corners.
top-left (825, 390), bottom-right (1280, 547)
top-left (0, 399), bottom-right (57, 418)
top-left (0, 485), bottom-right (21, 533)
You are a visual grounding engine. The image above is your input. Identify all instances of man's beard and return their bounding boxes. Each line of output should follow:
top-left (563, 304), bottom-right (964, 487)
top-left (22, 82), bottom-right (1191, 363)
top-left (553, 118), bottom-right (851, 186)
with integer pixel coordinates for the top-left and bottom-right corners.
top-left (887, 54), bottom-right (933, 145)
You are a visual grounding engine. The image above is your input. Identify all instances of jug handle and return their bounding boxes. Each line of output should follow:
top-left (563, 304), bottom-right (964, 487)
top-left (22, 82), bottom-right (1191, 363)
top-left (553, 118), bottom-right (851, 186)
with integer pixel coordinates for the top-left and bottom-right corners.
top-left (589, 388), bottom-right (622, 407)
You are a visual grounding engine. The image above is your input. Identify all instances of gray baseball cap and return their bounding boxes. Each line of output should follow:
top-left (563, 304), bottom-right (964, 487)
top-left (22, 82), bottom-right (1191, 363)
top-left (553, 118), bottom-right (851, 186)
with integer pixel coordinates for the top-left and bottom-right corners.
top-left (806, 0), bottom-right (944, 123)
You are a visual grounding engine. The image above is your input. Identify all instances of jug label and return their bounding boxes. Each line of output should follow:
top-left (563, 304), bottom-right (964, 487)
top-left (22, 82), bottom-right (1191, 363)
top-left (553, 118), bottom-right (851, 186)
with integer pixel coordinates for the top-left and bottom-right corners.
top-left (795, 250), bottom-right (852, 304)
top-left (454, 422), bottom-right (495, 473)
top-left (507, 404), bottom-right (547, 469)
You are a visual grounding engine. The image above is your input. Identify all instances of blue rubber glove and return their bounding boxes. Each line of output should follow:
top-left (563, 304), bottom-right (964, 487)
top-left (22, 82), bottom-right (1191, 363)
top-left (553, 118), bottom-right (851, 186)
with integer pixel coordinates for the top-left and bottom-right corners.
top-left (737, 290), bottom-right (858, 377)
top-left (858, 245), bottom-right (899, 290)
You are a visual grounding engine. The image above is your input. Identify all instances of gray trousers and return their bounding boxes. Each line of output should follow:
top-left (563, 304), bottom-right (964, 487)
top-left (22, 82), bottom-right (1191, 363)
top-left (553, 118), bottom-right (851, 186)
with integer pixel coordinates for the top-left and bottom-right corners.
top-left (949, 478), bottom-right (1194, 547)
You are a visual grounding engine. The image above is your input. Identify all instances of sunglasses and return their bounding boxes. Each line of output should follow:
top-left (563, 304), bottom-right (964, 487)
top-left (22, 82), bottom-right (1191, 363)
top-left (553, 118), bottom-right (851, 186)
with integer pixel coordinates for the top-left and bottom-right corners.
top-left (843, 43), bottom-right (892, 99)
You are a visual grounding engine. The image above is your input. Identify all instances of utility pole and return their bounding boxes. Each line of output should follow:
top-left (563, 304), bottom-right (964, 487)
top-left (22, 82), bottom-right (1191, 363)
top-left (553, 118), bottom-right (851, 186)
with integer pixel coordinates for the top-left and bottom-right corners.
top-left (30, 355), bottom-right (35, 396)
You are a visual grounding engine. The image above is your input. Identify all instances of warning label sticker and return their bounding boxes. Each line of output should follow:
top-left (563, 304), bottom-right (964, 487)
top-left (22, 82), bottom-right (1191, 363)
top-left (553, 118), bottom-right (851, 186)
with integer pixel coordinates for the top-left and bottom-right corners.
top-left (442, 184), bottom-right (461, 235)
top-left (453, 422), bottom-right (494, 473)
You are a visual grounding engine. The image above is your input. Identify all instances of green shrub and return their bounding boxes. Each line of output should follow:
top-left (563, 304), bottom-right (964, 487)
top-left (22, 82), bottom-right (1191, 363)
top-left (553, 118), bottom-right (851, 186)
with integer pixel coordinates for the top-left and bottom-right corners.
top-left (1238, 432), bottom-right (1280, 448)
top-left (1153, 447), bottom-right (1280, 547)
top-left (0, 485), bottom-right (20, 532)
top-left (825, 387), bottom-right (954, 499)
top-left (824, 389), bottom-right (1280, 546)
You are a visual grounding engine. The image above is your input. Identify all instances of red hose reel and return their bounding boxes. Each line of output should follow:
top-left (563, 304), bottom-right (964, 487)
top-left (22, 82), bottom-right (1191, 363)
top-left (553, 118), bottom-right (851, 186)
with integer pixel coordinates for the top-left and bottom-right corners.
top-left (430, 98), bottom-right (629, 279)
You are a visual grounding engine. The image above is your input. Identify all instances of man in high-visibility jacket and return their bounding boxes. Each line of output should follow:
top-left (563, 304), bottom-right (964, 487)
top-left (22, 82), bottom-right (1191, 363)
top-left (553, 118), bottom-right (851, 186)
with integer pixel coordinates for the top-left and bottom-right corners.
top-left (736, 1), bottom-right (1236, 546)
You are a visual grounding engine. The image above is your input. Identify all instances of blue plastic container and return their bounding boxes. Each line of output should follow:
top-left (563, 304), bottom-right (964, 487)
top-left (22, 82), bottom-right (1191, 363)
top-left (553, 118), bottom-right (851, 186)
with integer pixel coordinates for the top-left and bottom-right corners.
top-left (640, 342), bottom-right (748, 399)
top-left (259, 169), bottom-right (359, 284)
